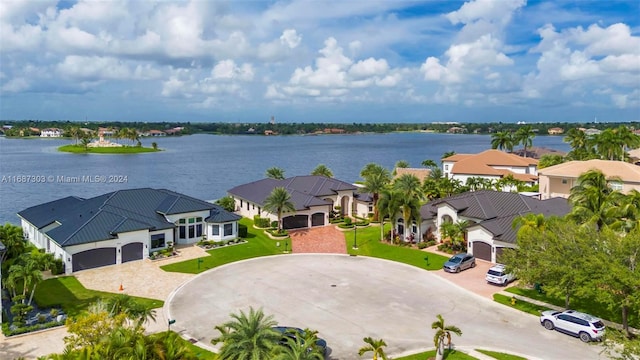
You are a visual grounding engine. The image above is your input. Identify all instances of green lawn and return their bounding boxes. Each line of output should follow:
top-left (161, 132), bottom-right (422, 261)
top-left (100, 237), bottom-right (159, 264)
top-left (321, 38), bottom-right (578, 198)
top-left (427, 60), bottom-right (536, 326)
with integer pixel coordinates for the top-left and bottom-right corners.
top-left (34, 276), bottom-right (163, 317)
top-left (395, 349), bottom-right (477, 360)
top-left (344, 224), bottom-right (449, 271)
top-left (161, 218), bottom-right (283, 274)
top-left (58, 144), bottom-right (159, 153)
top-left (150, 332), bottom-right (218, 359)
top-left (476, 349), bottom-right (528, 360)
top-left (505, 287), bottom-right (639, 328)
top-left (493, 293), bottom-right (551, 316)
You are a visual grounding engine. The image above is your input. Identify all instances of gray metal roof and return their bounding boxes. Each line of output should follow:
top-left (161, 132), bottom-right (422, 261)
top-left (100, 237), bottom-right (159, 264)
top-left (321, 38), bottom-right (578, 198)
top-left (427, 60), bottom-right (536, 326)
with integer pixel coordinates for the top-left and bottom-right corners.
top-left (206, 205), bottom-right (242, 223)
top-left (18, 188), bottom-right (226, 247)
top-left (228, 175), bottom-right (359, 211)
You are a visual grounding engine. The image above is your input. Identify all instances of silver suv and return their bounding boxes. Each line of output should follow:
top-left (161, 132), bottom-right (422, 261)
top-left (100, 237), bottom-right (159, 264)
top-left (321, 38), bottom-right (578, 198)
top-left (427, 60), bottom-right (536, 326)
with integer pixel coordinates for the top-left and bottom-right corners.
top-left (540, 310), bottom-right (605, 342)
top-left (485, 264), bottom-right (515, 286)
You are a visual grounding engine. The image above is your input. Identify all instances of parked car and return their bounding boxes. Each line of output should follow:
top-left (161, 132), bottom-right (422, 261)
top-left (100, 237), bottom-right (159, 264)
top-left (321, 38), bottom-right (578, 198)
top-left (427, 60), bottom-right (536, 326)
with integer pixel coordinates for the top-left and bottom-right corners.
top-left (485, 264), bottom-right (515, 286)
top-left (272, 326), bottom-right (328, 356)
top-left (443, 253), bottom-right (476, 273)
top-left (540, 310), bottom-right (606, 342)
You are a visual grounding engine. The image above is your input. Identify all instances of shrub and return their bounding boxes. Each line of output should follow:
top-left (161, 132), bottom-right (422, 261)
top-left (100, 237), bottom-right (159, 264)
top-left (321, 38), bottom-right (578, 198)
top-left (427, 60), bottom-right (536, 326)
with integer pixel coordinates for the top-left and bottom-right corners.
top-left (344, 218), bottom-right (352, 226)
top-left (417, 242), bottom-right (429, 249)
top-left (238, 223), bottom-right (248, 237)
top-left (51, 258), bottom-right (65, 275)
top-left (270, 221), bottom-right (278, 228)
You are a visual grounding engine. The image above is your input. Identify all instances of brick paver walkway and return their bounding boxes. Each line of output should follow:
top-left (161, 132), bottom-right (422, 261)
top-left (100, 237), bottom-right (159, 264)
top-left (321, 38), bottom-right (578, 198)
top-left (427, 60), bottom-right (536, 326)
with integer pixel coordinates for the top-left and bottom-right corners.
top-left (289, 226), bottom-right (347, 254)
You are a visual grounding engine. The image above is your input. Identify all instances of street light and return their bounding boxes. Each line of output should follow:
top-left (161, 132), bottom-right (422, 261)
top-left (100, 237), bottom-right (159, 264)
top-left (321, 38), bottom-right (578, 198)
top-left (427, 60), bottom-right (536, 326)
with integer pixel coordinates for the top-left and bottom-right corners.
top-left (352, 224), bottom-right (358, 250)
top-left (168, 319), bottom-right (176, 332)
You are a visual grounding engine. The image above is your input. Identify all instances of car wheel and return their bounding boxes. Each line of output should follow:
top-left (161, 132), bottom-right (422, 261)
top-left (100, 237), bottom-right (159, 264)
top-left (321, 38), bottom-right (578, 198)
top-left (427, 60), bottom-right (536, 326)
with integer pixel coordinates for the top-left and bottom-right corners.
top-left (455, 267), bottom-right (461, 273)
top-left (543, 320), bottom-right (554, 330)
top-left (502, 279), bottom-right (508, 286)
top-left (579, 332), bottom-right (591, 343)
top-left (471, 262), bottom-right (476, 268)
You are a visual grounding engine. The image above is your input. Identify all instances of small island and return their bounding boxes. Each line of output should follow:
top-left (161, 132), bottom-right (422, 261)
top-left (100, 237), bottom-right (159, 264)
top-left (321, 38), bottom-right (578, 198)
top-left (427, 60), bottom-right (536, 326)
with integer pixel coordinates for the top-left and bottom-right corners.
top-left (58, 128), bottom-right (161, 154)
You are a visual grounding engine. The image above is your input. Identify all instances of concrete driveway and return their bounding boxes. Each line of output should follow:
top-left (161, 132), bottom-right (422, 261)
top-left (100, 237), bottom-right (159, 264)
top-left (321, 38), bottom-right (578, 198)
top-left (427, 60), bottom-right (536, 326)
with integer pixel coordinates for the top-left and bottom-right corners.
top-left (167, 254), bottom-right (605, 360)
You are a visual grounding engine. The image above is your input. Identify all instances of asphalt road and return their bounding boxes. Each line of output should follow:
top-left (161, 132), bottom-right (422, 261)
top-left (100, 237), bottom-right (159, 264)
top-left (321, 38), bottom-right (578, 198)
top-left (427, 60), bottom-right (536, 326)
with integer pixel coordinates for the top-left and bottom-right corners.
top-left (167, 254), bottom-right (605, 360)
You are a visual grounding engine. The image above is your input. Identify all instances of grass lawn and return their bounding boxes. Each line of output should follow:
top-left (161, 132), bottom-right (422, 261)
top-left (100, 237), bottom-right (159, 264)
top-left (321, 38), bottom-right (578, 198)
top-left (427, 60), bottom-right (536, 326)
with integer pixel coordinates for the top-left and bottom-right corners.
top-left (395, 349), bottom-right (477, 360)
top-left (476, 349), bottom-right (527, 360)
top-left (345, 224), bottom-right (449, 271)
top-left (150, 332), bottom-right (218, 359)
top-left (505, 287), bottom-right (639, 328)
top-left (34, 276), bottom-right (163, 317)
top-left (161, 218), bottom-right (282, 274)
top-left (58, 144), bottom-right (159, 153)
top-left (493, 293), bottom-right (551, 316)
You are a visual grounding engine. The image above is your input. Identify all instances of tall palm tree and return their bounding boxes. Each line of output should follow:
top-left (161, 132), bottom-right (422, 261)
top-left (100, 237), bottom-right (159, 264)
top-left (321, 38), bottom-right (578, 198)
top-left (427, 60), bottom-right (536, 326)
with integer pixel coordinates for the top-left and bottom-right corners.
top-left (266, 167), bottom-right (285, 180)
top-left (359, 164), bottom-right (391, 221)
top-left (393, 174), bottom-right (424, 240)
top-left (593, 128), bottom-right (624, 160)
top-left (358, 337), bottom-right (388, 360)
top-left (311, 164), bottom-right (333, 177)
top-left (515, 125), bottom-right (535, 157)
top-left (491, 131), bottom-right (515, 153)
top-left (263, 187), bottom-right (296, 232)
top-left (568, 169), bottom-right (624, 231)
top-left (211, 307), bottom-right (280, 360)
top-left (431, 314), bottom-right (462, 360)
top-left (615, 125), bottom-right (640, 161)
top-left (616, 190), bottom-right (640, 233)
top-left (377, 189), bottom-right (401, 242)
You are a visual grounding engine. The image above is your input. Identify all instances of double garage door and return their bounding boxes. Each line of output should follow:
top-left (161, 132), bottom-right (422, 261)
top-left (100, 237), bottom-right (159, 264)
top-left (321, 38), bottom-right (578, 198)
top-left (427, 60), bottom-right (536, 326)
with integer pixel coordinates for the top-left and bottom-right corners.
top-left (282, 213), bottom-right (326, 230)
top-left (471, 241), bottom-right (492, 262)
top-left (72, 243), bottom-right (143, 272)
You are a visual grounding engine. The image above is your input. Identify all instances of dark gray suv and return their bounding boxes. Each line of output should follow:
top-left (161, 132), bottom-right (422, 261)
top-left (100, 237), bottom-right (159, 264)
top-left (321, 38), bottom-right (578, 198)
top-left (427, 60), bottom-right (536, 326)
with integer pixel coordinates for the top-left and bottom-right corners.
top-left (443, 253), bottom-right (476, 273)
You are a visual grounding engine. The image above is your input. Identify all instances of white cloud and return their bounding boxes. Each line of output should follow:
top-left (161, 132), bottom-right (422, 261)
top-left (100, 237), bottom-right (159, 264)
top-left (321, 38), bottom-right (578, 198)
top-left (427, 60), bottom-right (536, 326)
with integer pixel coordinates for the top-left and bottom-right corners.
top-left (280, 29), bottom-right (302, 48)
top-left (1, 77), bottom-right (29, 92)
top-left (212, 60), bottom-right (254, 81)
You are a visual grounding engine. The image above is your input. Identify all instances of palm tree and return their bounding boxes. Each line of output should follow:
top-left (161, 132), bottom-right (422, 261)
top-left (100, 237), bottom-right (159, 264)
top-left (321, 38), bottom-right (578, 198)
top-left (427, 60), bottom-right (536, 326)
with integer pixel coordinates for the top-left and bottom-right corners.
top-left (377, 189), bottom-right (401, 242)
top-left (359, 164), bottom-right (391, 221)
top-left (263, 187), bottom-right (296, 232)
top-left (358, 337), bottom-right (388, 360)
top-left (568, 169), bottom-right (624, 231)
top-left (515, 125), bottom-right (535, 157)
top-left (593, 128), bottom-right (624, 160)
top-left (272, 328), bottom-right (324, 360)
top-left (393, 174), bottom-right (424, 240)
top-left (211, 307), bottom-right (280, 360)
top-left (616, 190), bottom-right (640, 233)
top-left (615, 125), bottom-right (640, 160)
top-left (431, 314), bottom-right (462, 360)
top-left (311, 164), bottom-right (333, 177)
top-left (266, 167), bottom-right (285, 180)
top-left (421, 159), bottom-right (438, 169)
top-left (465, 177), bottom-right (483, 191)
top-left (491, 131), bottom-right (515, 152)
top-left (441, 151), bottom-right (456, 159)
top-left (105, 294), bottom-right (156, 327)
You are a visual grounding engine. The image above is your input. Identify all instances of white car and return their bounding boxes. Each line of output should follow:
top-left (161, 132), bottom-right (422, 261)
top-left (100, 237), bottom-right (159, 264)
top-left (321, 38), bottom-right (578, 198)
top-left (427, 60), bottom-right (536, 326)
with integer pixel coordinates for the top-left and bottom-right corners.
top-left (540, 310), bottom-right (605, 342)
top-left (485, 264), bottom-right (515, 286)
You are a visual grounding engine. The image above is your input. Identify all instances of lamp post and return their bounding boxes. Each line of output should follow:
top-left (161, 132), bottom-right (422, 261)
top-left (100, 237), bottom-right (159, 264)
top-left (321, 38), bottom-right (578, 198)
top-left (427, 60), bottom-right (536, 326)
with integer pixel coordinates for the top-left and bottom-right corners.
top-left (352, 224), bottom-right (358, 250)
top-left (0, 241), bottom-right (5, 324)
top-left (168, 319), bottom-right (176, 332)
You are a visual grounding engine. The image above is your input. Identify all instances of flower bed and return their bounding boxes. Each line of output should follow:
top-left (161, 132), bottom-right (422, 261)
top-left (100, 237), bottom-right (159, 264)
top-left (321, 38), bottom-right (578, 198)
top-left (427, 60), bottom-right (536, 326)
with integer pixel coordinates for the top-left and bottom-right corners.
top-left (197, 238), bottom-right (247, 250)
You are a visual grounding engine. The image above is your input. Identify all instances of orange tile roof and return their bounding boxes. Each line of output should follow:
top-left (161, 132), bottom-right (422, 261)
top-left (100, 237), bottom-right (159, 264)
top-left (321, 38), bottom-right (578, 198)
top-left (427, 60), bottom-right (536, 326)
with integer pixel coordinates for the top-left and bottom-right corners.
top-left (394, 168), bottom-right (432, 183)
top-left (448, 149), bottom-right (537, 176)
top-left (538, 159), bottom-right (640, 183)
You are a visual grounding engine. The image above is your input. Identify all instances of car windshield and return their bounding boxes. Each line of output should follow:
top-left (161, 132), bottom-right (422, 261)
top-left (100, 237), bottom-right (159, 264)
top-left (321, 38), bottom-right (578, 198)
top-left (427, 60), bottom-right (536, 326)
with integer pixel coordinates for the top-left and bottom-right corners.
top-left (449, 256), bottom-right (462, 263)
top-left (592, 321), bottom-right (605, 328)
top-left (488, 270), bottom-right (503, 276)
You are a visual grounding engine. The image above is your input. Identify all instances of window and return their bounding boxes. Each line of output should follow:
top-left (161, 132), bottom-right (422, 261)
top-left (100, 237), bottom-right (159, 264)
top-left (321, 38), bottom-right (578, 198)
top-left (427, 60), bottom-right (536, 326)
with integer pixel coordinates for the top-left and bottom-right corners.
top-left (188, 218), bottom-right (195, 224)
top-left (178, 219), bottom-right (186, 224)
top-left (247, 202), bottom-right (249, 210)
top-left (562, 179), bottom-right (568, 184)
top-left (196, 224), bottom-right (203, 237)
top-left (368, 204), bottom-right (373, 212)
top-left (212, 225), bottom-right (220, 236)
top-left (188, 225), bottom-right (195, 238)
top-left (610, 182), bottom-right (623, 191)
top-left (445, 165), bottom-right (449, 171)
top-left (196, 217), bottom-right (203, 222)
top-left (179, 226), bottom-right (186, 239)
top-left (151, 234), bottom-right (165, 249)
top-left (240, 200), bottom-right (243, 207)
top-left (224, 223), bottom-right (233, 236)
top-left (412, 224), bottom-right (417, 233)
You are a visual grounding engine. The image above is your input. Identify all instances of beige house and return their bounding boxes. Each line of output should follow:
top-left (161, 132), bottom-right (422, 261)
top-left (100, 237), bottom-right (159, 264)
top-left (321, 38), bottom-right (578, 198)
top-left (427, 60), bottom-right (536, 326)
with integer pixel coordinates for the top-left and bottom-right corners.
top-left (538, 159), bottom-right (640, 200)
top-left (442, 149), bottom-right (538, 190)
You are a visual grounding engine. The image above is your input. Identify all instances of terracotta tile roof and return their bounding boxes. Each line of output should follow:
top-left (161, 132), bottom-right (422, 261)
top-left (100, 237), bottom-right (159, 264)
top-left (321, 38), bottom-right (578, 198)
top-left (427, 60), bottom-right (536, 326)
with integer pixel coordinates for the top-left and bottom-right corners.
top-left (394, 168), bottom-right (432, 183)
top-left (442, 154), bottom-right (473, 162)
top-left (538, 159), bottom-right (640, 183)
top-left (628, 148), bottom-right (640, 159)
top-left (446, 150), bottom-right (537, 177)
top-left (493, 169), bottom-right (538, 182)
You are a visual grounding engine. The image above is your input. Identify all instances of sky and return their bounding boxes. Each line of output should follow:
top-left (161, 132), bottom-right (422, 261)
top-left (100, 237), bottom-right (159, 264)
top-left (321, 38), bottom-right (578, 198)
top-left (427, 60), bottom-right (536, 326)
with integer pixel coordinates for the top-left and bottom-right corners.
top-left (0, 0), bottom-right (639, 124)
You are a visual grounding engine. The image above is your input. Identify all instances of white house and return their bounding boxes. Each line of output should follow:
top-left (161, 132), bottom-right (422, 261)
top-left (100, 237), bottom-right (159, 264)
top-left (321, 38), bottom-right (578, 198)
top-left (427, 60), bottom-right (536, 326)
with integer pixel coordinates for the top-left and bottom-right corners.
top-left (442, 149), bottom-right (538, 190)
top-left (40, 128), bottom-right (63, 137)
top-left (18, 188), bottom-right (241, 274)
top-left (228, 175), bottom-right (374, 229)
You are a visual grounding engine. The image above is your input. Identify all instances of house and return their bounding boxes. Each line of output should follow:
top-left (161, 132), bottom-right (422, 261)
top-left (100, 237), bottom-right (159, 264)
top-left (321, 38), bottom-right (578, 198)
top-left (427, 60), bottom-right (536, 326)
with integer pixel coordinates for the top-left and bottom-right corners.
top-left (538, 160), bottom-right (640, 200)
top-left (147, 130), bottom-right (167, 137)
top-left (394, 168), bottom-right (432, 183)
top-left (18, 188), bottom-right (241, 274)
top-left (629, 148), bottom-right (640, 165)
top-left (227, 175), bottom-right (373, 229)
top-left (442, 149), bottom-right (538, 190)
top-left (412, 191), bottom-right (570, 263)
top-left (547, 127), bottom-right (564, 135)
top-left (40, 128), bottom-right (63, 137)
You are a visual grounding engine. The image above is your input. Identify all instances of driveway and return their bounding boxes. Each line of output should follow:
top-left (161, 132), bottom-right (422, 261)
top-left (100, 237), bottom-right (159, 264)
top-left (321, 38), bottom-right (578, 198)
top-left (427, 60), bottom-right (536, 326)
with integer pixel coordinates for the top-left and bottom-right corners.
top-left (289, 226), bottom-right (347, 254)
top-left (167, 254), bottom-right (605, 360)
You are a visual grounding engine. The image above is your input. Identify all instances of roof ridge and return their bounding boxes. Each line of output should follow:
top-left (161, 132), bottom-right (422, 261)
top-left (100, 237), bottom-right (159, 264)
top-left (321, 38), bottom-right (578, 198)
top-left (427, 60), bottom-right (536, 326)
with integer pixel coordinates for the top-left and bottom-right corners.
top-left (59, 207), bottom-right (108, 245)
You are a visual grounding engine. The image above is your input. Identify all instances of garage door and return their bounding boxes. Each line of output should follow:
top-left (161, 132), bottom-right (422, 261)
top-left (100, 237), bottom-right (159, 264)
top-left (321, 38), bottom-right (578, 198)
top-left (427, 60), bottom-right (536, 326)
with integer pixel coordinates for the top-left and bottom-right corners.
top-left (283, 215), bottom-right (308, 230)
top-left (311, 213), bottom-right (325, 227)
top-left (122, 242), bottom-right (143, 263)
top-left (472, 241), bottom-right (492, 261)
top-left (72, 248), bottom-right (116, 272)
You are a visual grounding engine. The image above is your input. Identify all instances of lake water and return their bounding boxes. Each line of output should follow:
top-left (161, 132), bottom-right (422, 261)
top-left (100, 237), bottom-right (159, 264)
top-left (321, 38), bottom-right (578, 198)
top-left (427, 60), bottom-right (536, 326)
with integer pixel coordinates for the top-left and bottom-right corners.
top-left (0, 133), bottom-right (570, 225)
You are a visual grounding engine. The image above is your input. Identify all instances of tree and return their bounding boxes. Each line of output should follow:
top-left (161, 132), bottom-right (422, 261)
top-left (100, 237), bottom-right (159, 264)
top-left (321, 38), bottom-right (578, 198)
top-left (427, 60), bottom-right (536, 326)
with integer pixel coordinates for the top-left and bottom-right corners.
top-left (216, 196), bottom-right (237, 212)
top-left (491, 131), bottom-right (515, 152)
top-left (81, 136), bottom-right (92, 151)
top-left (272, 328), bottom-right (324, 360)
top-left (151, 142), bottom-right (158, 150)
top-left (515, 125), bottom-right (535, 157)
top-left (359, 164), bottom-right (391, 221)
top-left (421, 159), bottom-right (438, 169)
top-left (392, 160), bottom-right (409, 175)
top-left (393, 174), bottom-right (423, 240)
top-left (441, 151), bottom-right (456, 159)
top-left (377, 189), bottom-right (401, 242)
top-left (568, 169), bottom-right (624, 231)
top-left (593, 128), bottom-right (624, 161)
top-left (211, 307), bottom-right (280, 360)
top-left (64, 301), bottom-right (128, 350)
top-left (431, 314), bottom-right (462, 360)
top-left (105, 294), bottom-right (156, 328)
top-left (358, 337), bottom-right (388, 360)
top-left (615, 125), bottom-right (640, 161)
top-left (262, 187), bottom-right (295, 232)
top-left (266, 167), bottom-right (285, 180)
top-left (538, 154), bottom-right (565, 169)
top-left (311, 164), bottom-right (333, 178)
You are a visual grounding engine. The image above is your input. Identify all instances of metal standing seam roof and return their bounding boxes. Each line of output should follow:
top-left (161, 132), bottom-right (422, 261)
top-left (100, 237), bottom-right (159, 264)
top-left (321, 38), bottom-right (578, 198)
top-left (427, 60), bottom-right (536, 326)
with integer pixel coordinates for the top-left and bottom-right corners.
top-left (17, 188), bottom-right (235, 247)
top-left (227, 175), bottom-right (359, 211)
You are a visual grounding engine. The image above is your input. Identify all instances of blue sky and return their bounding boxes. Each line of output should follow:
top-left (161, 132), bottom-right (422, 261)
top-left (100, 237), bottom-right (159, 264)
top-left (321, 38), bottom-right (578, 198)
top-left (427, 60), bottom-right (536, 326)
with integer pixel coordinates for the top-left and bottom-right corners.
top-left (1, 0), bottom-right (638, 123)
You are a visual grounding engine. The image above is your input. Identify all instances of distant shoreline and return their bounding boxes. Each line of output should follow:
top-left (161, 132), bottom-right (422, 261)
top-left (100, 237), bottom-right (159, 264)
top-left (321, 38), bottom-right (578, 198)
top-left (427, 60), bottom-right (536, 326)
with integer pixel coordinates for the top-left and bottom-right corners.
top-left (58, 144), bottom-right (160, 154)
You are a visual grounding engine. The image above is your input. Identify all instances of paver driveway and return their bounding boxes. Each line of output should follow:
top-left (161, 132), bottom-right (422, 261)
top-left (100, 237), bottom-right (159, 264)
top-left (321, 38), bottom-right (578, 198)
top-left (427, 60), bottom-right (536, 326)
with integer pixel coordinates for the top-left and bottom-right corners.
top-left (289, 226), bottom-right (347, 254)
top-left (167, 254), bottom-right (605, 360)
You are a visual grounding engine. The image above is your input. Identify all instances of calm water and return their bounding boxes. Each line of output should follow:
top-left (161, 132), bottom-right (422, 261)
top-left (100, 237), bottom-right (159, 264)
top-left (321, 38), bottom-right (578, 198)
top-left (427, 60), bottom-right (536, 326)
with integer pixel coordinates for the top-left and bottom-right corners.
top-left (0, 133), bottom-right (570, 225)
